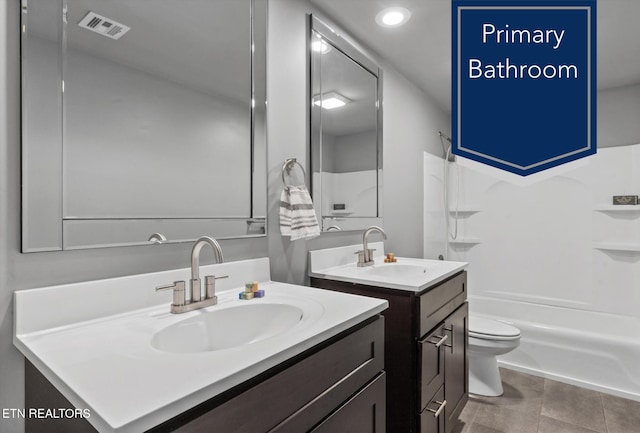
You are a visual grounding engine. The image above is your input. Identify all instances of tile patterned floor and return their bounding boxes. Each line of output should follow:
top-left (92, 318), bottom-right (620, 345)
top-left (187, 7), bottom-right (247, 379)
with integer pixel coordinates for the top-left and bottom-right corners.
top-left (452, 368), bottom-right (640, 433)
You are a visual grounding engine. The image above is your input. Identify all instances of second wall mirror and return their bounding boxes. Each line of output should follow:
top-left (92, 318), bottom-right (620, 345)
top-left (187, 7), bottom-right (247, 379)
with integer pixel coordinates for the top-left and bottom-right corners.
top-left (310, 15), bottom-right (383, 233)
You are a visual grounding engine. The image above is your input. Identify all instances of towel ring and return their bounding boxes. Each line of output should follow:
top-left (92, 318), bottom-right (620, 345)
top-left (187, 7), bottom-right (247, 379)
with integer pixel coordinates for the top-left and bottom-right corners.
top-left (282, 158), bottom-right (306, 186)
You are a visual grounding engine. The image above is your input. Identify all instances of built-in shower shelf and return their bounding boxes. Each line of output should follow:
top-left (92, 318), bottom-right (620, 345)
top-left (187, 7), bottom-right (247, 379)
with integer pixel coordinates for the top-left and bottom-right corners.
top-left (593, 242), bottom-right (640, 253)
top-left (594, 206), bottom-right (640, 215)
top-left (449, 238), bottom-right (481, 246)
top-left (448, 208), bottom-right (480, 215)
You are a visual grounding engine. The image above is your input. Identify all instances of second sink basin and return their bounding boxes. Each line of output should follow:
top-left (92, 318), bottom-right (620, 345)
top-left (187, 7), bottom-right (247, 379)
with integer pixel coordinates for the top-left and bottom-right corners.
top-left (152, 303), bottom-right (304, 353)
top-left (309, 244), bottom-right (468, 292)
top-left (364, 263), bottom-right (429, 278)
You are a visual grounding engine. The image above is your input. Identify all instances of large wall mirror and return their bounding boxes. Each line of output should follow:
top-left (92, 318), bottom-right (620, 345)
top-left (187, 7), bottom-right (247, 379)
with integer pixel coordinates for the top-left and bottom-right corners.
top-left (21, 0), bottom-right (267, 252)
top-left (310, 15), bottom-right (383, 233)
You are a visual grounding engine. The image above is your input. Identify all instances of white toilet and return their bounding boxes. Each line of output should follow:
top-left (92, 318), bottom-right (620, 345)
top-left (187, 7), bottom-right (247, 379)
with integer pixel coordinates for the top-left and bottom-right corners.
top-left (468, 316), bottom-right (521, 396)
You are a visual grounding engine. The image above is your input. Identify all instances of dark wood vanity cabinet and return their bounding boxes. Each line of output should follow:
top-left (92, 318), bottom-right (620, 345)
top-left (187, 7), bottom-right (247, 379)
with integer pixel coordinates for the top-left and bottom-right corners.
top-left (25, 316), bottom-right (385, 433)
top-left (311, 271), bottom-right (468, 433)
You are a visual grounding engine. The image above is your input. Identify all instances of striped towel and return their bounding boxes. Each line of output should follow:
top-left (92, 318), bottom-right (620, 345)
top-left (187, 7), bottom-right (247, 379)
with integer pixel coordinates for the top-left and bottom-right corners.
top-left (280, 185), bottom-right (320, 241)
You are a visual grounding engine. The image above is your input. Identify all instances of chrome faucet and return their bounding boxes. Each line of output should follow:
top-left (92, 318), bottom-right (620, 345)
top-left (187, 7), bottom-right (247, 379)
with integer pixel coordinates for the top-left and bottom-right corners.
top-left (356, 226), bottom-right (387, 267)
top-left (156, 236), bottom-right (227, 314)
top-left (190, 236), bottom-right (226, 303)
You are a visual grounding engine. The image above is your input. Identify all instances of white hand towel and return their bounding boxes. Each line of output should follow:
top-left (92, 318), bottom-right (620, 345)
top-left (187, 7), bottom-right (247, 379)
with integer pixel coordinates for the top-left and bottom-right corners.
top-left (280, 185), bottom-right (320, 241)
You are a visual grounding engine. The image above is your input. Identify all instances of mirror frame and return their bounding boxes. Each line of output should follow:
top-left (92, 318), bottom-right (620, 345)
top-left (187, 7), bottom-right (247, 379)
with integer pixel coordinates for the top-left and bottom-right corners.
top-left (20, 0), bottom-right (268, 252)
top-left (309, 15), bottom-right (383, 233)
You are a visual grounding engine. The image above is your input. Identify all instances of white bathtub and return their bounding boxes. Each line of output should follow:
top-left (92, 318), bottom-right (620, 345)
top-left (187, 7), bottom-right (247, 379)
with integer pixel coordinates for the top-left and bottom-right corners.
top-left (470, 296), bottom-right (640, 402)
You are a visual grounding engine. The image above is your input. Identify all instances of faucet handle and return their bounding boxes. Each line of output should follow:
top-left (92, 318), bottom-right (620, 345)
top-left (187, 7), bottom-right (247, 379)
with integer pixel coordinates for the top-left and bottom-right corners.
top-left (204, 275), bottom-right (228, 299)
top-left (156, 281), bottom-right (186, 307)
top-left (355, 248), bottom-right (376, 267)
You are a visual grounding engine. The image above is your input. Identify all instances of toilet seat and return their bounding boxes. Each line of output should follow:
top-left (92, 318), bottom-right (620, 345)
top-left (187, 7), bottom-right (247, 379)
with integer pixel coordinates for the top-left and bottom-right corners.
top-left (469, 316), bottom-right (520, 341)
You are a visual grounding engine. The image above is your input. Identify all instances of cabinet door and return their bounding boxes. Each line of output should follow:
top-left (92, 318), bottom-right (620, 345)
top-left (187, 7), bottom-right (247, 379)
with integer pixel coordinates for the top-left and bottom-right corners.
top-left (418, 324), bottom-right (447, 412)
top-left (310, 373), bottom-right (386, 433)
top-left (443, 302), bottom-right (468, 433)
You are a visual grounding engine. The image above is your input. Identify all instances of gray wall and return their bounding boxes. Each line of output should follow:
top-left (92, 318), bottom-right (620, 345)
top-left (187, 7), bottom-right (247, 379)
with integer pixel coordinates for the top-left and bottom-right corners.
top-left (267, 0), bottom-right (449, 288)
top-left (64, 47), bottom-right (251, 218)
top-left (266, 0), bottom-right (364, 285)
top-left (321, 130), bottom-right (377, 173)
top-left (334, 130), bottom-right (378, 173)
top-left (1, 0), bottom-right (448, 431)
top-left (25, 37), bottom-right (251, 219)
top-left (321, 131), bottom-right (337, 172)
top-left (598, 83), bottom-right (640, 148)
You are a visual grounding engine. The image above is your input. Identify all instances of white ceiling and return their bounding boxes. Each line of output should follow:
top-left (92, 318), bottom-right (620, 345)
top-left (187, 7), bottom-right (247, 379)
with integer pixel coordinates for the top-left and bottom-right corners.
top-left (310, 0), bottom-right (640, 112)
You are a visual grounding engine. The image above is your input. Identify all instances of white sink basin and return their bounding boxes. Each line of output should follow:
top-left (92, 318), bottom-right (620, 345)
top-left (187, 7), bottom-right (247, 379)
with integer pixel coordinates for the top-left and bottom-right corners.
top-left (309, 243), bottom-right (467, 293)
top-left (151, 303), bottom-right (304, 353)
top-left (364, 263), bottom-right (429, 278)
top-left (14, 257), bottom-right (389, 433)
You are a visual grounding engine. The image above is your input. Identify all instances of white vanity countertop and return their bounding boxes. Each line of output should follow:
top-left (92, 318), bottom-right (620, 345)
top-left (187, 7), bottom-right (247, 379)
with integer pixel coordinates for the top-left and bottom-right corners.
top-left (14, 258), bottom-right (388, 433)
top-left (309, 243), bottom-right (468, 293)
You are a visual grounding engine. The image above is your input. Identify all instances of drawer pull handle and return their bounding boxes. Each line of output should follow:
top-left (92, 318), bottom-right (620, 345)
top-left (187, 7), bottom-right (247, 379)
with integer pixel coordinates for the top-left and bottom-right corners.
top-left (428, 334), bottom-right (449, 348)
top-left (443, 325), bottom-right (454, 353)
top-left (427, 399), bottom-right (447, 418)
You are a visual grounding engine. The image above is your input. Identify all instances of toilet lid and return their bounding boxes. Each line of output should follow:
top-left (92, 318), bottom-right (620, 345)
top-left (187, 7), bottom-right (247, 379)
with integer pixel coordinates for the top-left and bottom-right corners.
top-left (469, 316), bottom-right (520, 340)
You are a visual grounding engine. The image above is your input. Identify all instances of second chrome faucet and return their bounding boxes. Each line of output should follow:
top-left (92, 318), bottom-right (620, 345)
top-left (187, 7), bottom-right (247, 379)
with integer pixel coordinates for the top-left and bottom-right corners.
top-left (356, 226), bottom-right (387, 267)
top-left (156, 236), bottom-right (228, 314)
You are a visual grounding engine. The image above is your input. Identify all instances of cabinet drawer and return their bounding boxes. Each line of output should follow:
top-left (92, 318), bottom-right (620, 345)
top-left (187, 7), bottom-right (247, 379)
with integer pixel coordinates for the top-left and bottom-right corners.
top-left (418, 324), bottom-right (446, 411)
top-left (173, 317), bottom-right (384, 433)
top-left (419, 272), bottom-right (466, 337)
top-left (309, 372), bottom-right (386, 433)
top-left (419, 385), bottom-right (446, 433)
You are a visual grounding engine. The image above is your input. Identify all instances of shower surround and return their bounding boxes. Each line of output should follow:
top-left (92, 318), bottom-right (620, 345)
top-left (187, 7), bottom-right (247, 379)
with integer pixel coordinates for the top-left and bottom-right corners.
top-left (424, 143), bottom-right (640, 401)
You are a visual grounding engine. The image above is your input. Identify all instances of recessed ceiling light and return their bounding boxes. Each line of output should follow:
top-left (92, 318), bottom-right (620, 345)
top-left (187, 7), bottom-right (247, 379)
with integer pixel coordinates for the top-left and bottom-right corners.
top-left (375, 7), bottom-right (411, 28)
top-left (313, 92), bottom-right (351, 110)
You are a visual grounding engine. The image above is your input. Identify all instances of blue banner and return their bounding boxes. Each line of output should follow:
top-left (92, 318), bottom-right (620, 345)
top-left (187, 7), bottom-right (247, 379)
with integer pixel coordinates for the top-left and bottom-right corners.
top-left (452, 0), bottom-right (596, 176)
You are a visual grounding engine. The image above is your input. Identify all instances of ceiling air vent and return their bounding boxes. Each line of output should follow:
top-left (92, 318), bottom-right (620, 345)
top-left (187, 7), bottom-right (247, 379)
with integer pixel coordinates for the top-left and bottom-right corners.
top-left (78, 11), bottom-right (130, 40)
